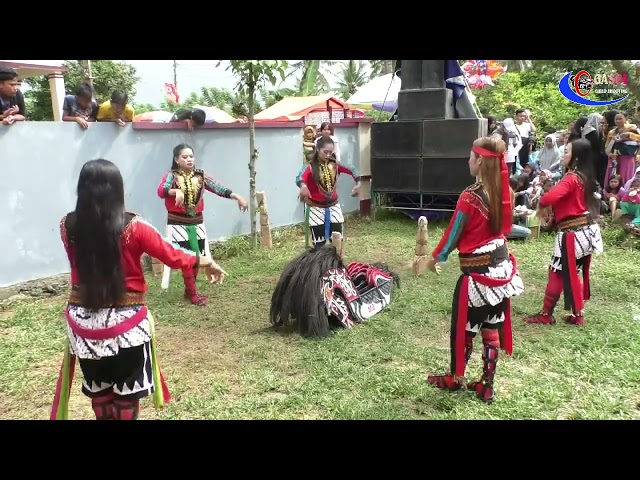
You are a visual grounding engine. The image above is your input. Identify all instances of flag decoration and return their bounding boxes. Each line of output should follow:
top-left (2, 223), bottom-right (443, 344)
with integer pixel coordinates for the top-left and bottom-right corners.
top-left (164, 83), bottom-right (179, 104)
top-left (445, 60), bottom-right (466, 99)
top-left (461, 60), bottom-right (506, 89)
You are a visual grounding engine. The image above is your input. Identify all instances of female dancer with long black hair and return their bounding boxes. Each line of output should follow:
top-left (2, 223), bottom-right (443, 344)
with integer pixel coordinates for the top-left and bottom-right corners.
top-left (52, 159), bottom-right (228, 420)
top-left (426, 136), bottom-right (524, 405)
top-left (523, 138), bottom-right (603, 326)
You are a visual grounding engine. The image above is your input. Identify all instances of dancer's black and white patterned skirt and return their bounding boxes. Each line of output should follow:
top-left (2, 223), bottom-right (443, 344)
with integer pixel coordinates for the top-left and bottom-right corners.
top-left (308, 204), bottom-right (344, 247)
top-left (461, 239), bottom-right (525, 333)
top-left (550, 223), bottom-right (603, 272)
top-left (66, 305), bottom-right (154, 400)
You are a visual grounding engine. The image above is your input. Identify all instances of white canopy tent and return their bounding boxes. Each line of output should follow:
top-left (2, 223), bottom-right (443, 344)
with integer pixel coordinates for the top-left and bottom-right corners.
top-left (346, 73), bottom-right (400, 109)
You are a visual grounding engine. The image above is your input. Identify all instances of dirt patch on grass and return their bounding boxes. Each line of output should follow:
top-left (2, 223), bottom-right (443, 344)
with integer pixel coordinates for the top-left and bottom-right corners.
top-left (156, 325), bottom-right (243, 397)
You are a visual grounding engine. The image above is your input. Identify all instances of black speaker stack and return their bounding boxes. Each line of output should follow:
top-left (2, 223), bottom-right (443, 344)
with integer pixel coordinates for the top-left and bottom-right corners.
top-left (370, 60), bottom-right (487, 196)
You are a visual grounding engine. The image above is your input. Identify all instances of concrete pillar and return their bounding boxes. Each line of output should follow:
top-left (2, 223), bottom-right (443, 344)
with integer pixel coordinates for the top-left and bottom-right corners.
top-left (47, 72), bottom-right (66, 121)
top-left (357, 120), bottom-right (372, 215)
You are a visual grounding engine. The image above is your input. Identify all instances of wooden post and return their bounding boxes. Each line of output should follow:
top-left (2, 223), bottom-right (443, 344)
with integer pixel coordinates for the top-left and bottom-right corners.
top-left (412, 216), bottom-right (429, 275)
top-left (331, 231), bottom-right (343, 257)
top-left (256, 191), bottom-right (273, 248)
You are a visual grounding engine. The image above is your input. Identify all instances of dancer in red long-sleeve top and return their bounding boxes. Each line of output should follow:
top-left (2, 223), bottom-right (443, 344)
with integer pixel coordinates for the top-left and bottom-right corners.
top-left (524, 138), bottom-right (603, 326)
top-left (157, 143), bottom-right (247, 306)
top-left (51, 159), bottom-right (228, 420)
top-left (426, 136), bottom-right (524, 404)
top-left (296, 135), bottom-right (360, 252)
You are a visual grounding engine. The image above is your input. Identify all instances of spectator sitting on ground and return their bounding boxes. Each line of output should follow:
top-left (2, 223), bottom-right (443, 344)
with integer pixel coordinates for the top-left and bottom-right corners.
top-left (0, 66), bottom-right (26, 126)
top-left (514, 173), bottom-right (532, 208)
top-left (97, 91), bottom-right (134, 126)
top-left (603, 174), bottom-right (623, 218)
top-left (507, 185), bottom-right (531, 241)
top-left (62, 82), bottom-right (98, 130)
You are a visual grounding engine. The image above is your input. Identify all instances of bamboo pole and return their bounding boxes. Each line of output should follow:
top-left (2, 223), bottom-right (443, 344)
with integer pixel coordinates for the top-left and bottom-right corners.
top-left (412, 216), bottom-right (429, 275)
top-left (331, 231), bottom-right (343, 257)
top-left (256, 191), bottom-right (273, 248)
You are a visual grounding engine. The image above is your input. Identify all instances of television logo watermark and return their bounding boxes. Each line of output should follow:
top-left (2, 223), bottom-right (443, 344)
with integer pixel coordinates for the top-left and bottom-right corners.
top-left (558, 70), bottom-right (629, 106)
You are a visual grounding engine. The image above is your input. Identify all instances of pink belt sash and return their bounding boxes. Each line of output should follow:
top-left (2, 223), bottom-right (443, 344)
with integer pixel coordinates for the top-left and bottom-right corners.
top-left (66, 306), bottom-right (148, 339)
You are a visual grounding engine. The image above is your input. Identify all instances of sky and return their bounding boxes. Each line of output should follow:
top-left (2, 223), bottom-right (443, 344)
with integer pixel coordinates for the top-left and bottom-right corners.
top-left (125, 60), bottom-right (310, 106)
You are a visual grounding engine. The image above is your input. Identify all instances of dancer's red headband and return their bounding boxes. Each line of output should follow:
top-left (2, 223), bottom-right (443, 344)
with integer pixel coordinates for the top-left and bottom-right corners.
top-left (472, 146), bottom-right (505, 162)
top-left (471, 144), bottom-right (512, 235)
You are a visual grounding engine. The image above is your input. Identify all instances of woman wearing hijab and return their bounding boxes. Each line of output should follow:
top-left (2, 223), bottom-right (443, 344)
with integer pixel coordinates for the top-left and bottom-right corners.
top-left (537, 134), bottom-right (561, 171)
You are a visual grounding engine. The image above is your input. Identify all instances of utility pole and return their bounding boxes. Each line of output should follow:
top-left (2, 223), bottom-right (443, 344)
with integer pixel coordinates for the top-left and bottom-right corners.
top-left (173, 60), bottom-right (178, 87)
top-left (81, 60), bottom-right (94, 88)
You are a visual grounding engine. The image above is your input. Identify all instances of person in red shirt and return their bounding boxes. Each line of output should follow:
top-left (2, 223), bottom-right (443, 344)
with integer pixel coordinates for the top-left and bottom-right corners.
top-left (51, 159), bottom-right (228, 421)
top-left (157, 144), bottom-right (248, 306)
top-left (524, 138), bottom-right (603, 327)
top-left (296, 136), bottom-right (360, 253)
top-left (426, 136), bottom-right (524, 405)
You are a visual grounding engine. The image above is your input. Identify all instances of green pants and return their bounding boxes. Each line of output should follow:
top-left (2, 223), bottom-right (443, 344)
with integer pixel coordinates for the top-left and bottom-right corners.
top-left (621, 201), bottom-right (640, 225)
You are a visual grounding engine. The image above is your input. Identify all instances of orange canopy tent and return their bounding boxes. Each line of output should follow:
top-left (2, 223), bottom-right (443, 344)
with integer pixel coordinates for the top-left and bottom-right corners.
top-left (254, 94), bottom-right (363, 124)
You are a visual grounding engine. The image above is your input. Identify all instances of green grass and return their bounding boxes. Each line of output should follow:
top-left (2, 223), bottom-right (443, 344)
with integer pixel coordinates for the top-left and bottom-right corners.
top-left (1, 210), bottom-right (640, 420)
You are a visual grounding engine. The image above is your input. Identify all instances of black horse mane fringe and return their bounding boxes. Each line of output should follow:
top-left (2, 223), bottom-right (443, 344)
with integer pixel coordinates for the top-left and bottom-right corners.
top-left (270, 245), bottom-right (343, 338)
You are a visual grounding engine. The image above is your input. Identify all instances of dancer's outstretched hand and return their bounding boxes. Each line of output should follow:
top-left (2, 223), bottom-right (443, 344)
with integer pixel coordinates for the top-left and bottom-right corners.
top-left (426, 257), bottom-right (441, 275)
top-left (236, 196), bottom-right (248, 212)
top-left (205, 261), bottom-right (228, 285)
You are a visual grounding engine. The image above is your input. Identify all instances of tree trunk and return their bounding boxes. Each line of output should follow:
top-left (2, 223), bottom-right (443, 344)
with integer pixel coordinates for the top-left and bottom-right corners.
top-left (610, 60), bottom-right (640, 101)
top-left (80, 60), bottom-right (94, 89)
top-left (248, 75), bottom-right (258, 248)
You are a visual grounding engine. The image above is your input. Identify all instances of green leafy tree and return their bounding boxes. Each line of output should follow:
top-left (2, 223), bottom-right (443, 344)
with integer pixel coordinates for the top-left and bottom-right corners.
top-left (220, 60), bottom-right (288, 247)
top-left (23, 60), bottom-right (140, 121)
top-left (132, 103), bottom-right (157, 115)
top-left (333, 60), bottom-right (369, 100)
top-left (368, 60), bottom-right (395, 78)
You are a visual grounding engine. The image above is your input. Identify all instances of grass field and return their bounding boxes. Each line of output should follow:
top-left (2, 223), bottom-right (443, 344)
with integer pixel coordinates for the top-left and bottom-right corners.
top-left (1, 210), bottom-right (639, 420)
